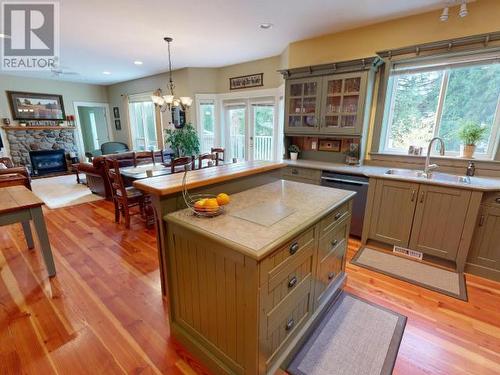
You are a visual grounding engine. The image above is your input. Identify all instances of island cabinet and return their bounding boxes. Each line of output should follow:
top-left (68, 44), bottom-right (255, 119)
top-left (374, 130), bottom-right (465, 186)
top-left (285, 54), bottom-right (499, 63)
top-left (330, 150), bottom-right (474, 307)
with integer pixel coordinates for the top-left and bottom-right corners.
top-left (466, 192), bottom-right (500, 281)
top-left (364, 178), bottom-right (482, 270)
top-left (164, 181), bottom-right (354, 375)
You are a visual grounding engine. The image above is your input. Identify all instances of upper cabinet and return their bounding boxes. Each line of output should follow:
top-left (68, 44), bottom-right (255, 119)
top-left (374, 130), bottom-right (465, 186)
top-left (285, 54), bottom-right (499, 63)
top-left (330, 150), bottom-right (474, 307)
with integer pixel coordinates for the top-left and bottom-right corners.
top-left (320, 72), bottom-right (368, 135)
top-left (282, 57), bottom-right (380, 136)
top-left (285, 77), bottom-right (323, 133)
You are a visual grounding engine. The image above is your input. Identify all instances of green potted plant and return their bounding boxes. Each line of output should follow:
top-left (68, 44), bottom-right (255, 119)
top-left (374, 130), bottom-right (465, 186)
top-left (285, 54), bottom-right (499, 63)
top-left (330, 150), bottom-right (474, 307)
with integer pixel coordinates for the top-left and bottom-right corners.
top-left (288, 144), bottom-right (300, 161)
top-left (458, 121), bottom-right (487, 158)
top-left (164, 123), bottom-right (200, 158)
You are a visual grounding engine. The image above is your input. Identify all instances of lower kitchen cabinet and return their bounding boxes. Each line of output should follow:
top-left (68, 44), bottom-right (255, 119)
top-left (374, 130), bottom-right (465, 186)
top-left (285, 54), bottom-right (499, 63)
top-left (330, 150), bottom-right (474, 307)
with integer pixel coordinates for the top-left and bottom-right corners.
top-left (368, 179), bottom-right (419, 247)
top-left (364, 178), bottom-right (481, 268)
top-left (282, 166), bottom-right (321, 185)
top-left (409, 184), bottom-right (471, 261)
top-left (466, 205), bottom-right (500, 281)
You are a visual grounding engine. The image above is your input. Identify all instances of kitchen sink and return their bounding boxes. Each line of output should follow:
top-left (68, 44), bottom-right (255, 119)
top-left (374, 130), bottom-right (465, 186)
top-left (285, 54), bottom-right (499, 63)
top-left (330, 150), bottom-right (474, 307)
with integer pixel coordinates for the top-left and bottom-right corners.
top-left (385, 169), bottom-right (424, 178)
top-left (385, 169), bottom-right (471, 184)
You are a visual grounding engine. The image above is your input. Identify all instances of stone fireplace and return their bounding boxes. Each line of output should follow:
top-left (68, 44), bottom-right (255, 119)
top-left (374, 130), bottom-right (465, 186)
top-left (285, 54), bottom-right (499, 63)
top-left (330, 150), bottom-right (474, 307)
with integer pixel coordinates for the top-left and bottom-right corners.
top-left (5, 128), bottom-right (78, 170)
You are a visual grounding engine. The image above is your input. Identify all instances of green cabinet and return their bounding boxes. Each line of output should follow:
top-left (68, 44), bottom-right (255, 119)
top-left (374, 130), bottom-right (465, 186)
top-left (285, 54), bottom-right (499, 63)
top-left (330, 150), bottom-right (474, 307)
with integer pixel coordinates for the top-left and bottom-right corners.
top-left (284, 71), bottom-right (369, 136)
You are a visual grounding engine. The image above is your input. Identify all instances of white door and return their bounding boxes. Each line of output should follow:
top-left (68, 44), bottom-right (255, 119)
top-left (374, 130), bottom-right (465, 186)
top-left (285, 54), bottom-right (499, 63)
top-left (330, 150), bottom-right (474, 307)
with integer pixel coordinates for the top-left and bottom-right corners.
top-left (226, 104), bottom-right (247, 161)
top-left (77, 106), bottom-right (110, 153)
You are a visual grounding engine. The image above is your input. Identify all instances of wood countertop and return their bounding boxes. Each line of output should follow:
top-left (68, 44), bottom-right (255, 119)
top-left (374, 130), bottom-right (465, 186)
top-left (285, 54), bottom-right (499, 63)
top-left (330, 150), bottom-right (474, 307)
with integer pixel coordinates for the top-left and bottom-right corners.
top-left (133, 160), bottom-right (286, 196)
top-left (165, 180), bottom-right (355, 260)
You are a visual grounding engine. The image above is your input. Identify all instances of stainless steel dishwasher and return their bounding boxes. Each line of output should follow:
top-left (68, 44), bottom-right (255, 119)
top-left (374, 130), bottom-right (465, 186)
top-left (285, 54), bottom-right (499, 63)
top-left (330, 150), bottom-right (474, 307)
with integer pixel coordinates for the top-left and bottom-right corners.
top-left (320, 171), bottom-right (369, 237)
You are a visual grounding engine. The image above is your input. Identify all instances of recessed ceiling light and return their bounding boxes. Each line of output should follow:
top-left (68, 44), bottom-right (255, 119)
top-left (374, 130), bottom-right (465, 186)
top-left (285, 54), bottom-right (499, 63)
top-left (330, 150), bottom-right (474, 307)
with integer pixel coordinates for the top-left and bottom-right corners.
top-left (259, 23), bottom-right (273, 30)
top-left (102, 71), bottom-right (111, 75)
top-left (134, 60), bottom-right (143, 65)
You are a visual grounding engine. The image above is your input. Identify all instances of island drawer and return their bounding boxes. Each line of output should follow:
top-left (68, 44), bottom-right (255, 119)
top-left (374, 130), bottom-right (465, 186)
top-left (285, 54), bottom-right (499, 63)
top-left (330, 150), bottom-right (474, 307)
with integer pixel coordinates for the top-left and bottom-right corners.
top-left (261, 274), bottom-right (313, 368)
top-left (283, 166), bottom-right (321, 180)
top-left (262, 242), bottom-right (314, 311)
top-left (315, 239), bottom-right (347, 307)
top-left (482, 192), bottom-right (500, 207)
top-left (319, 201), bottom-right (351, 235)
top-left (318, 216), bottom-right (349, 261)
top-left (260, 227), bottom-right (315, 286)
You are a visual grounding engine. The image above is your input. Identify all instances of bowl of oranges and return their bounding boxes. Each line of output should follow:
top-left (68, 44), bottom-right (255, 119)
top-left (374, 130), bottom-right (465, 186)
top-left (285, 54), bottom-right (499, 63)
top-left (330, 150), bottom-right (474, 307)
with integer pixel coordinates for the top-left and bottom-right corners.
top-left (189, 193), bottom-right (231, 217)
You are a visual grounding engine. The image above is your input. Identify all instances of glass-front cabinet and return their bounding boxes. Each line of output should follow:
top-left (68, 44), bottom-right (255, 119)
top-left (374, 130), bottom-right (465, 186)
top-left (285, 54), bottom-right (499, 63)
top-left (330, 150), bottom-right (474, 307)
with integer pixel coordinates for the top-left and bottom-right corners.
top-left (284, 71), bottom-right (368, 135)
top-left (285, 77), bottom-right (322, 133)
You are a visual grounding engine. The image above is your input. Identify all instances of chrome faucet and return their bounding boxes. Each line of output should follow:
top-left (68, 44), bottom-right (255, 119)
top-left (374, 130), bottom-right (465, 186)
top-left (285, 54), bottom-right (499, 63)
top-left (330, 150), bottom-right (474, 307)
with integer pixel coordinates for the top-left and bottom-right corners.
top-left (423, 137), bottom-right (445, 178)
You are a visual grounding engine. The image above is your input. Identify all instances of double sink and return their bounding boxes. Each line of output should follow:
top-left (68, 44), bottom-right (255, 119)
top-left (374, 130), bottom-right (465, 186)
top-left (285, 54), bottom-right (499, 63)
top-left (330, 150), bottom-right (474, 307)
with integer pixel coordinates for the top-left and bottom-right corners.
top-left (385, 169), bottom-right (471, 184)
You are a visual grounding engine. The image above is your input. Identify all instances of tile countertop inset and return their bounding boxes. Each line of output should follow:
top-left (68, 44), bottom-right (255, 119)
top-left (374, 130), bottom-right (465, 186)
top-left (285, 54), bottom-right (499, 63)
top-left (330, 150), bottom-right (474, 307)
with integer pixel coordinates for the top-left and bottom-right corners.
top-left (165, 180), bottom-right (355, 260)
top-left (284, 160), bottom-right (500, 191)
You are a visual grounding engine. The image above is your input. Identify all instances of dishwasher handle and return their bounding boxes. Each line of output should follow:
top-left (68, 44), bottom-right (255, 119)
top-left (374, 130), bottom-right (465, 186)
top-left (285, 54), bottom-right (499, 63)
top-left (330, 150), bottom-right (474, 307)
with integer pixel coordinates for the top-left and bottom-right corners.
top-left (321, 176), bottom-right (369, 186)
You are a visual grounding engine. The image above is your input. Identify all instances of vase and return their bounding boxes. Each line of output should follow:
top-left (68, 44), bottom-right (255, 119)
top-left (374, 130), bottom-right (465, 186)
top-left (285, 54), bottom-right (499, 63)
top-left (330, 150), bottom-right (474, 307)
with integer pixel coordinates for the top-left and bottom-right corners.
top-left (290, 152), bottom-right (298, 161)
top-left (460, 144), bottom-right (476, 158)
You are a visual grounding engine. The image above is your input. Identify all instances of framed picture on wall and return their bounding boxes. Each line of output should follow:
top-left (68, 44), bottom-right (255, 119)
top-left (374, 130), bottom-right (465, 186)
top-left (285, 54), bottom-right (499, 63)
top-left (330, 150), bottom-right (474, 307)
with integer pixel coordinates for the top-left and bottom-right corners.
top-left (113, 107), bottom-right (120, 118)
top-left (7, 91), bottom-right (66, 121)
top-left (229, 73), bottom-right (263, 90)
top-left (115, 119), bottom-right (121, 130)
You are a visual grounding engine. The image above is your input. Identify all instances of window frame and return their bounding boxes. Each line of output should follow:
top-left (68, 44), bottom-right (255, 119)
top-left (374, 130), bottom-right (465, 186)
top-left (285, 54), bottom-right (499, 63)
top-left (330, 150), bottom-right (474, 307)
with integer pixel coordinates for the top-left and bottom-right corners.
top-left (379, 53), bottom-right (500, 160)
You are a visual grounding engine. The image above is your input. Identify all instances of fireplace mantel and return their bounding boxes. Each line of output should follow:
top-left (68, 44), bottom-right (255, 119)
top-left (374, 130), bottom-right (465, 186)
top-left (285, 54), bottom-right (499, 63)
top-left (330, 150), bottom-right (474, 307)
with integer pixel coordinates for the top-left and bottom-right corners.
top-left (2, 126), bottom-right (76, 130)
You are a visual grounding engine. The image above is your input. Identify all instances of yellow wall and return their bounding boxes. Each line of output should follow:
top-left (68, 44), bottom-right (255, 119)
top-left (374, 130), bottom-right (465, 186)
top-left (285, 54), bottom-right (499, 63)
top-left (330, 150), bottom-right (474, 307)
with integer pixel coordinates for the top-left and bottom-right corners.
top-left (288, 0), bottom-right (500, 68)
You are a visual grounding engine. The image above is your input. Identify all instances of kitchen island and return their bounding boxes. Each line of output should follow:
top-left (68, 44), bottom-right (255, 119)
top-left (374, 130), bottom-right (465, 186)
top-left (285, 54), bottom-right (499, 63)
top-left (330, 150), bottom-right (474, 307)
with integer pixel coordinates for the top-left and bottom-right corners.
top-left (134, 160), bottom-right (286, 294)
top-left (165, 180), bottom-right (355, 374)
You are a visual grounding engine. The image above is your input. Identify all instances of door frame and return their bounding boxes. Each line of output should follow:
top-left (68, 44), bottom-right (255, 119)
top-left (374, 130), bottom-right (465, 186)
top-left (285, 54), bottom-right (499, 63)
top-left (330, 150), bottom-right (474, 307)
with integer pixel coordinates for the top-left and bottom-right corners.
top-left (73, 101), bottom-right (114, 161)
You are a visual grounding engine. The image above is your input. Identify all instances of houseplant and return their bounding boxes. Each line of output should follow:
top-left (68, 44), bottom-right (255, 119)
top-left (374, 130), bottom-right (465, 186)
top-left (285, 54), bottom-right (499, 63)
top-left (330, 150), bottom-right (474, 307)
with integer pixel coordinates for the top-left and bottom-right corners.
top-left (458, 121), bottom-right (487, 158)
top-left (164, 123), bottom-right (200, 158)
top-left (288, 144), bottom-right (300, 161)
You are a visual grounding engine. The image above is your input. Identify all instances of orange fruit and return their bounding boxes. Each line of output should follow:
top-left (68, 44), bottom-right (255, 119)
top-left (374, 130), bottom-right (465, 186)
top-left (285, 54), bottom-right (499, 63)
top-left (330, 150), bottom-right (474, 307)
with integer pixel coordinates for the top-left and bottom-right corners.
top-left (216, 193), bottom-right (230, 206)
top-left (194, 199), bottom-right (206, 211)
top-left (204, 198), bottom-right (219, 211)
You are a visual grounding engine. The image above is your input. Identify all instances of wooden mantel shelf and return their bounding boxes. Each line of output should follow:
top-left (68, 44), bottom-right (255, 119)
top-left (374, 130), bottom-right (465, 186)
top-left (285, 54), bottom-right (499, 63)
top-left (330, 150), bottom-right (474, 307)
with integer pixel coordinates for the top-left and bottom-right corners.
top-left (2, 126), bottom-right (76, 130)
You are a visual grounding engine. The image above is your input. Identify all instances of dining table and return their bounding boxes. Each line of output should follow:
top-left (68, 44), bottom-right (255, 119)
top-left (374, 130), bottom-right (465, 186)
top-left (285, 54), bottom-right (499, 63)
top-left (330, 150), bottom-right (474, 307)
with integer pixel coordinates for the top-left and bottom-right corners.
top-left (0, 185), bottom-right (56, 277)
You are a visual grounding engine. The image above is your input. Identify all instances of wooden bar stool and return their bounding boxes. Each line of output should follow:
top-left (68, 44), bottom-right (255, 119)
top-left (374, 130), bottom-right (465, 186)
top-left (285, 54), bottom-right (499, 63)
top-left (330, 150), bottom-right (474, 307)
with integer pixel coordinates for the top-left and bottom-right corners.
top-left (198, 153), bottom-right (215, 169)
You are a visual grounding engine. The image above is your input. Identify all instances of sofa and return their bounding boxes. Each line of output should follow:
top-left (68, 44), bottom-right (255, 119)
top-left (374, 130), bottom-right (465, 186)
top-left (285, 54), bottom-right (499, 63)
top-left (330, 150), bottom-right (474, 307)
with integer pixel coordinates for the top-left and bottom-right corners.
top-left (0, 157), bottom-right (32, 189)
top-left (78, 152), bottom-right (135, 199)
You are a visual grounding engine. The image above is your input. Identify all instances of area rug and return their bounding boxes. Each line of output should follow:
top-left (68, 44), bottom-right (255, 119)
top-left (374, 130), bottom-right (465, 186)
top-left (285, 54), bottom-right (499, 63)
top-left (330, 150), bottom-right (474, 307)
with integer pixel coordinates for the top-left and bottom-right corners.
top-left (31, 174), bottom-right (103, 209)
top-left (351, 247), bottom-right (467, 301)
top-left (287, 292), bottom-right (406, 375)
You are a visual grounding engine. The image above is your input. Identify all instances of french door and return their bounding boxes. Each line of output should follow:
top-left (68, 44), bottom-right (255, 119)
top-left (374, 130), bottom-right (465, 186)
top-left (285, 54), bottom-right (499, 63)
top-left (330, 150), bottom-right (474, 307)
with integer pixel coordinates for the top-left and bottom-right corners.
top-left (224, 99), bottom-right (277, 161)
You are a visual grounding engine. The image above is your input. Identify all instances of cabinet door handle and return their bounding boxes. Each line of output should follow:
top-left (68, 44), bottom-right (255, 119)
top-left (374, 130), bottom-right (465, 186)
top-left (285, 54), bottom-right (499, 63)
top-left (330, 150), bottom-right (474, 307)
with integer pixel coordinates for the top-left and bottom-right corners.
top-left (291, 168), bottom-right (298, 175)
top-left (334, 212), bottom-right (342, 221)
top-left (411, 190), bottom-right (416, 202)
top-left (419, 191), bottom-right (425, 203)
top-left (495, 197), bottom-right (500, 204)
top-left (479, 215), bottom-right (485, 227)
top-left (331, 239), bottom-right (338, 248)
top-left (328, 271), bottom-right (335, 280)
top-left (289, 242), bottom-right (299, 255)
top-left (288, 276), bottom-right (298, 289)
top-left (285, 318), bottom-right (295, 331)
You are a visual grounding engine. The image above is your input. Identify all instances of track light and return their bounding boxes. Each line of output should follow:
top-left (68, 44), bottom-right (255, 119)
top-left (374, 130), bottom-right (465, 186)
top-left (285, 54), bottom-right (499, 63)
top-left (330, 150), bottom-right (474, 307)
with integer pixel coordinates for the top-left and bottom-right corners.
top-left (459, 2), bottom-right (468, 17)
top-left (440, 7), bottom-right (449, 22)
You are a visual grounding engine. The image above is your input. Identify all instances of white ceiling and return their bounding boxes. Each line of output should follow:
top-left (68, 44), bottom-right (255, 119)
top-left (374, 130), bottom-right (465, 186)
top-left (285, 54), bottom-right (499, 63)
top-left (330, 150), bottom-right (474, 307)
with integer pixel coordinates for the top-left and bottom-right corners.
top-left (2, 0), bottom-right (449, 85)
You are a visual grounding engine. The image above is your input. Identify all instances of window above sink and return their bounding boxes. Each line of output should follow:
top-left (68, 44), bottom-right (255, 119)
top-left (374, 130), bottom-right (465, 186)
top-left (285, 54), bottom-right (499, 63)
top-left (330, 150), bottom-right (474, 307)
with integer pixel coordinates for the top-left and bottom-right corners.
top-left (379, 52), bottom-right (500, 160)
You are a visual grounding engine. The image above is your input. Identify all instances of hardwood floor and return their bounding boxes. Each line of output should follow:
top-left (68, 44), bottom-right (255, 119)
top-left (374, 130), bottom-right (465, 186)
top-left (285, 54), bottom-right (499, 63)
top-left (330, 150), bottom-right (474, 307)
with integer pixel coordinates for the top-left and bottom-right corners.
top-left (0, 200), bottom-right (499, 374)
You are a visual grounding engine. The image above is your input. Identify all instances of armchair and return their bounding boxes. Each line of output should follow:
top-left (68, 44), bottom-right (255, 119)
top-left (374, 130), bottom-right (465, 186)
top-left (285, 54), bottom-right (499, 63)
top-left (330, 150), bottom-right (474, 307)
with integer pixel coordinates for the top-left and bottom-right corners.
top-left (0, 157), bottom-right (31, 189)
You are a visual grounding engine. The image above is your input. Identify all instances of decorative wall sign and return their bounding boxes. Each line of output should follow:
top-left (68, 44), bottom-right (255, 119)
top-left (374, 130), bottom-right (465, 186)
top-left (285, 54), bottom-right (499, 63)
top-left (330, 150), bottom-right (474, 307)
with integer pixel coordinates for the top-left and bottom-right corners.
top-left (7, 91), bottom-right (65, 121)
top-left (229, 73), bottom-right (263, 90)
top-left (115, 119), bottom-right (121, 130)
top-left (318, 139), bottom-right (341, 152)
top-left (113, 107), bottom-right (120, 118)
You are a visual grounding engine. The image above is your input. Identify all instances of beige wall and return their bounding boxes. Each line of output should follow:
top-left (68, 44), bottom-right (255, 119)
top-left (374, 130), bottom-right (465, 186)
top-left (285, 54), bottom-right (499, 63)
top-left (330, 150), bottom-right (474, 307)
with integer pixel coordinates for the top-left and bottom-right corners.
top-left (287, 0), bottom-right (500, 68)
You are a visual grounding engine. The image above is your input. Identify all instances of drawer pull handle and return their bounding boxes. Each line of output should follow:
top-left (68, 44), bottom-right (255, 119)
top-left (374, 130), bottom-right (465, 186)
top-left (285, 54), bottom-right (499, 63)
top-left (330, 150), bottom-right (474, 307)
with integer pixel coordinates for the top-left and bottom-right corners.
top-left (334, 212), bottom-right (342, 221)
top-left (331, 239), bottom-right (338, 248)
top-left (291, 168), bottom-right (298, 175)
top-left (288, 276), bottom-right (298, 288)
top-left (479, 215), bottom-right (485, 227)
top-left (328, 272), bottom-right (335, 280)
top-left (285, 318), bottom-right (295, 331)
top-left (289, 242), bottom-right (299, 255)
top-left (496, 197), bottom-right (500, 204)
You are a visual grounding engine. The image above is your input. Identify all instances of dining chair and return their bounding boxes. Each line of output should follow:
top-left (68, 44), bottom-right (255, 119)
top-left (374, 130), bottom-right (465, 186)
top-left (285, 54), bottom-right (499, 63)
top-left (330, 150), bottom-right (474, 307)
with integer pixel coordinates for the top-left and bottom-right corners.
top-left (104, 158), bottom-right (152, 229)
top-left (198, 153), bottom-right (215, 169)
top-left (171, 156), bottom-right (195, 174)
top-left (133, 151), bottom-right (154, 166)
top-left (211, 147), bottom-right (225, 166)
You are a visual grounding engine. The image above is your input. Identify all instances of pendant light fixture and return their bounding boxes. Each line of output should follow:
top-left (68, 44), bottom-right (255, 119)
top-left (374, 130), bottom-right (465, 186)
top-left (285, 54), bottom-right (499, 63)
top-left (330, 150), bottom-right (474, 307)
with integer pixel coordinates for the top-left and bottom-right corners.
top-left (151, 37), bottom-right (193, 112)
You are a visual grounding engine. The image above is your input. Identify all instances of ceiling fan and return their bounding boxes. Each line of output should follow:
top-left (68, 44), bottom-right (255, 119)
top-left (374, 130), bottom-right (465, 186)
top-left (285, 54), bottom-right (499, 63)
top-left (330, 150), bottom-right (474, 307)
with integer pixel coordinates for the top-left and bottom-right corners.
top-left (50, 65), bottom-right (79, 77)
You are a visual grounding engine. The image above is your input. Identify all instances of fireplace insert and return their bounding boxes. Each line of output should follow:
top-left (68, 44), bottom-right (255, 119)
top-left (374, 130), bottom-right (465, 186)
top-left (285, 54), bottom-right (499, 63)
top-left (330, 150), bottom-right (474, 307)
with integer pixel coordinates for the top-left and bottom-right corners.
top-left (29, 149), bottom-right (67, 176)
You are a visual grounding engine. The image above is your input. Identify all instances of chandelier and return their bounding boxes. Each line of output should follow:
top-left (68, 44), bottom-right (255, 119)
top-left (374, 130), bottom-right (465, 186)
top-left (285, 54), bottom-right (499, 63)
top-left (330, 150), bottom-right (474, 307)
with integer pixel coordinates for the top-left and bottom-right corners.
top-left (151, 37), bottom-right (193, 112)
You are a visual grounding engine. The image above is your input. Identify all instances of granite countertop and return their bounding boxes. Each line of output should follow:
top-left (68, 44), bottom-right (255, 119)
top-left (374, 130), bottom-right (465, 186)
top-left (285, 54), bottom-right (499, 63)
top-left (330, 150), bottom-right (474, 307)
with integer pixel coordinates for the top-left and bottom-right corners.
top-left (284, 159), bottom-right (500, 191)
top-left (165, 180), bottom-right (355, 260)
